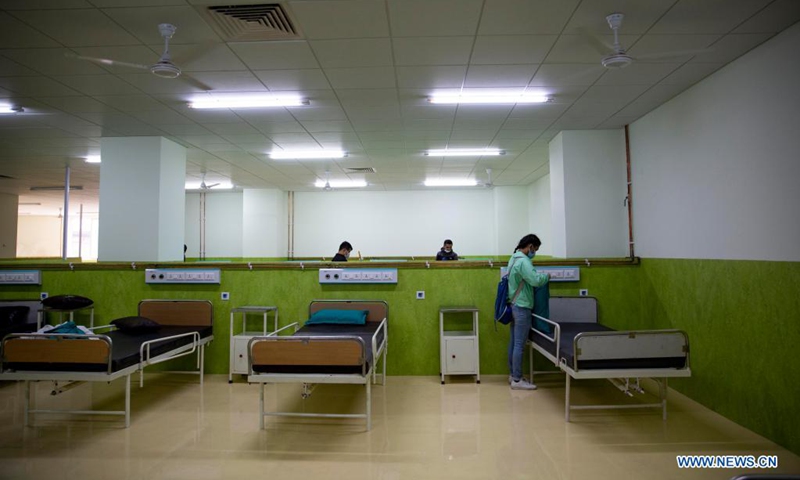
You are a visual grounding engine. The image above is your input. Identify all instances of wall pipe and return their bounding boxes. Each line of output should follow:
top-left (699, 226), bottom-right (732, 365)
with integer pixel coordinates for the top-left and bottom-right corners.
top-left (61, 166), bottom-right (70, 261)
top-left (624, 125), bottom-right (635, 260)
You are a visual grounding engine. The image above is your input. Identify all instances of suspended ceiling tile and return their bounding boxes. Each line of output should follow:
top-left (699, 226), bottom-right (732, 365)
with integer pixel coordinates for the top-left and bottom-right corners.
top-left (54, 75), bottom-right (143, 96)
top-left (464, 65), bottom-right (538, 87)
top-left (187, 71), bottom-right (268, 92)
top-left (290, 0), bottom-right (389, 39)
top-left (395, 65), bottom-right (467, 89)
top-left (311, 38), bottom-right (393, 68)
top-left (690, 33), bottom-right (774, 64)
top-left (0, 76), bottom-right (81, 96)
top-left (101, 6), bottom-right (220, 45)
top-left (254, 69), bottom-right (331, 91)
top-left (545, 34), bottom-right (640, 64)
top-left (627, 34), bottom-right (722, 63)
top-left (471, 35), bottom-right (557, 65)
top-left (0, 11), bottom-right (60, 48)
top-left (169, 44), bottom-right (248, 72)
top-left (325, 67), bottom-right (397, 89)
top-left (93, 94), bottom-right (169, 112)
top-left (13, 9), bottom-right (142, 47)
top-left (393, 37), bottom-right (473, 66)
top-left (659, 63), bottom-right (724, 86)
top-left (594, 62), bottom-right (681, 86)
top-left (734, 0), bottom-right (800, 33)
top-left (388, 0), bottom-right (483, 37)
top-left (479, 0), bottom-right (579, 35)
top-left (228, 41), bottom-right (319, 70)
top-left (529, 64), bottom-right (606, 87)
top-left (649, 0), bottom-right (772, 34)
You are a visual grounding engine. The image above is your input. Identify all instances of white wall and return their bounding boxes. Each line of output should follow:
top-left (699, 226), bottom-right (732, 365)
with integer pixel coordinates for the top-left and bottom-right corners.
top-left (17, 216), bottom-right (61, 257)
top-left (630, 22), bottom-right (800, 261)
top-left (243, 189), bottom-right (287, 258)
top-left (550, 130), bottom-right (628, 258)
top-left (0, 193), bottom-right (17, 258)
top-left (293, 189), bottom-right (497, 258)
top-left (493, 187), bottom-right (530, 255)
top-left (185, 192), bottom-right (244, 258)
top-left (528, 174), bottom-right (552, 256)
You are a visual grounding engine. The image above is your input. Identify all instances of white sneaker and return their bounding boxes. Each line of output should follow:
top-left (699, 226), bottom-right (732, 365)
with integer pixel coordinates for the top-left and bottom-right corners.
top-left (510, 379), bottom-right (537, 390)
top-left (508, 375), bottom-right (513, 384)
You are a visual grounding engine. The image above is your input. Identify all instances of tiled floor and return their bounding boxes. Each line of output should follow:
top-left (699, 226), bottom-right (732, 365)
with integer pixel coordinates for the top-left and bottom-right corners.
top-left (0, 374), bottom-right (797, 480)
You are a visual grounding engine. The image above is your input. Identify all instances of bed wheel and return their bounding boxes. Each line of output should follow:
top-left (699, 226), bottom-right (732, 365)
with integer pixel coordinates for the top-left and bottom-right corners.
top-left (228, 380), bottom-right (232, 384)
top-left (441, 381), bottom-right (445, 385)
top-left (476, 380), bottom-right (480, 384)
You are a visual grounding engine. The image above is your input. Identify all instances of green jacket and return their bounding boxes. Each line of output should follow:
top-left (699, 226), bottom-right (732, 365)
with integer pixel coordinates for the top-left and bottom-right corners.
top-left (506, 251), bottom-right (549, 309)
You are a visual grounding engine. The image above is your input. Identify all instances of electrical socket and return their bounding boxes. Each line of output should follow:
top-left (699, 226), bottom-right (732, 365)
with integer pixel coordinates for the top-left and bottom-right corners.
top-left (579, 289), bottom-right (588, 297)
top-left (40, 292), bottom-right (49, 300)
top-left (221, 292), bottom-right (230, 301)
top-left (416, 291), bottom-right (425, 300)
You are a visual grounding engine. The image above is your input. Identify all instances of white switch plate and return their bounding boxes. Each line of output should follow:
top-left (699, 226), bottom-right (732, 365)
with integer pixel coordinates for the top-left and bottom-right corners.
top-left (319, 268), bottom-right (398, 284)
top-left (0, 270), bottom-right (41, 285)
top-left (145, 269), bottom-right (221, 284)
top-left (416, 291), bottom-right (425, 299)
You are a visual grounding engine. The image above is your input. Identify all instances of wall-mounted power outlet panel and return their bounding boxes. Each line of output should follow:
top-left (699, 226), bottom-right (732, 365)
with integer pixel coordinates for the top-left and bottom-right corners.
top-left (145, 268), bottom-right (221, 284)
top-left (0, 270), bottom-right (41, 285)
top-left (319, 268), bottom-right (398, 284)
top-left (499, 266), bottom-right (580, 282)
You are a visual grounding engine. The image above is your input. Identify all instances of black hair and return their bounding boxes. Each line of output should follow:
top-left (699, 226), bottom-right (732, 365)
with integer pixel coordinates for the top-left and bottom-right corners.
top-left (514, 234), bottom-right (541, 253)
top-left (443, 239), bottom-right (453, 246)
top-left (339, 241), bottom-right (353, 251)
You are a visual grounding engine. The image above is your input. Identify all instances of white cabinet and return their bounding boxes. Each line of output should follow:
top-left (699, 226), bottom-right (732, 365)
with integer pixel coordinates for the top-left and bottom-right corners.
top-left (439, 307), bottom-right (480, 384)
top-left (229, 306), bottom-right (278, 383)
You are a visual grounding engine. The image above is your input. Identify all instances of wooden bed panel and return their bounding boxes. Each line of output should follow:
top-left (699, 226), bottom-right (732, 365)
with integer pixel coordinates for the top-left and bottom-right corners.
top-left (138, 300), bottom-right (213, 327)
top-left (3, 337), bottom-right (109, 365)
top-left (309, 300), bottom-right (388, 323)
top-left (251, 340), bottom-right (363, 366)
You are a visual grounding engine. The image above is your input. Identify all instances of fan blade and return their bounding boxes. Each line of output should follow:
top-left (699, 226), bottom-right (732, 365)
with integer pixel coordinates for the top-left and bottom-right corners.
top-left (65, 52), bottom-right (150, 71)
top-left (179, 73), bottom-right (213, 91)
top-left (171, 42), bottom-right (220, 69)
top-left (576, 27), bottom-right (614, 56)
top-left (634, 47), bottom-right (715, 61)
top-left (206, 182), bottom-right (220, 189)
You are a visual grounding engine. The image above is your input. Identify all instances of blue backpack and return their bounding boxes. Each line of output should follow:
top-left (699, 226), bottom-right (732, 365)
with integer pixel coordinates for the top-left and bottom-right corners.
top-left (494, 258), bottom-right (524, 330)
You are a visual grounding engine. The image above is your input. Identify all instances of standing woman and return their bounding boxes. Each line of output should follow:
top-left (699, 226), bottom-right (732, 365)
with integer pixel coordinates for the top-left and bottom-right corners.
top-left (507, 234), bottom-right (549, 390)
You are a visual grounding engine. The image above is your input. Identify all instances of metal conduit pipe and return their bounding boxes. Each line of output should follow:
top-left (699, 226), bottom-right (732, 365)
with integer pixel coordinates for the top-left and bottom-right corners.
top-left (624, 125), bottom-right (635, 260)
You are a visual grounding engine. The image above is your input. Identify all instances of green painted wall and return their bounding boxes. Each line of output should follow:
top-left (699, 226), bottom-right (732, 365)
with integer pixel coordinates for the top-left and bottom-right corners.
top-left (636, 258), bottom-right (800, 455)
top-left (3, 258), bottom-right (797, 453)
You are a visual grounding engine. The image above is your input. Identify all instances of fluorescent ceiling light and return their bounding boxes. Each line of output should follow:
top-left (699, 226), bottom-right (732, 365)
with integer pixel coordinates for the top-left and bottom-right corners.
top-left (85, 156), bottom-right (101, 164)
top-left (270, 150), bottom-right (346, 160)
top-left (424, 178), bottom-right (478, 187)
top-left (188, 97), bottom-right (307, 109)
top-left (0, 105), bottom-right (23, 114)
top-left (425, 149), bottom-right (505, 157)
top-left (314, 179), bottom-right (367, 189)
top-left (429, 93), bottom-right (549, 104)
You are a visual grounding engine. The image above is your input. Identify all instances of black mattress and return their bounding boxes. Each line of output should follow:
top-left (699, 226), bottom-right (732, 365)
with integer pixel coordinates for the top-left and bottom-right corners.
top-left (252, 322), bottom-right (384, 375)
top-left (530, 322), bottom-right (686, 370)
top-left (5, 326), bottom-right (213, 373)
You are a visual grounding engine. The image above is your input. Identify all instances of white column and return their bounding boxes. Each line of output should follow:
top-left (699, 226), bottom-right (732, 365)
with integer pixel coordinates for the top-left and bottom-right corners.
top-left (98, 137), bottom-right (186, 261)
top-left (0, 193), bottom-right (18, 258)
top-left (549, 130), bottom-right (628, 258)
top-left (243, 189), bottom-right (287, 258)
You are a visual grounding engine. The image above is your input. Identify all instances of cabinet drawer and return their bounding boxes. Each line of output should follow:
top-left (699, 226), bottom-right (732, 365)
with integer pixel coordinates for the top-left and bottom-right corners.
top-left (444, 338), bottom-right (476, 374)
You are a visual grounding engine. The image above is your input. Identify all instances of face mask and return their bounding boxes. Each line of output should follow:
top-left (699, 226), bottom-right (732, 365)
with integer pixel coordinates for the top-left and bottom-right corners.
top-left (527, 250), bottom-right (535, 259)
top-left (444, 248), bottom-right (451, 253)
top-left (345, 252), bottom-right (350, 259)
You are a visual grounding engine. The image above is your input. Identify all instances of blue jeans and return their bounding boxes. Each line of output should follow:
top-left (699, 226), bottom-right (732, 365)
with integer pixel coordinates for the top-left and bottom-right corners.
top-left (508, 304), bottom-right (532, 381)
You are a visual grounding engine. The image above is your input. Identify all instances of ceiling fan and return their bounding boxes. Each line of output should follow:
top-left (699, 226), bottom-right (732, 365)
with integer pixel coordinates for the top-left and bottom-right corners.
top-left (483, 168), bottom-right (494, 189)
top-left (67, 23), bottom-right (212, 90)
top-left (198, 174), bottom-right (220, 191)
top-left (322, 170), bottom-right (332, 191)
top-left (586, 13), bottom-right (713, 69)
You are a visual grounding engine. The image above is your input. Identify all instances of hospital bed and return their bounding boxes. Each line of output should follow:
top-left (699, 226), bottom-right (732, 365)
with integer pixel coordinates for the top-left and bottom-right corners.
top-left (0, 299), bottom-right (213, 427)
top-left (248, 300), bottom-right (388, 431)
top-left (529, 296), bottom-right (690, 421)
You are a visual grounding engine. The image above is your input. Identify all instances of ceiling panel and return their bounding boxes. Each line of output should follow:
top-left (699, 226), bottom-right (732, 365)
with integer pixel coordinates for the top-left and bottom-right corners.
top-left (627, 34), bottom-right (722, 63)
top-left (479, 0), bottom-right (580, 35)
top-left (289, 0), bottom-right (389, 39)
top-left (101, 6), bottom-right (220, 45)
top-left (388, 0), bottom-right (483, 37)
top-left (54, 75), bottom-right (143, 95)
top-left (395, 65), bottom-right (467, 89)
top-left (594, 62), bottom-right (681, 86)
top-left (529, 64), bottom-right (605, 86)
top-left (228, 42), bottom-right (319, 70)
top-left (311, 38), bottom-right (393, 68)
top-left (734, 0), bottom-right (800, 34)
top-left (12, 9), bottom-right (142, 47)
top-left (563, 0), bottom-right (674, 34)
top-left (471, 35), bottom-right (557, 65)
top-left (0, 76), bottom-right (81, 96)
top-left (254, 69), bottom-right (331, 91)
top-left (545, 34), bottom-right (640, 64)
top-left (649, 0), bottom-right (772, 34)
top-left (689, 33), bottom-right (774, 64)
top-left (1, 48), bottom-right (109, 75)
top-left (0, 11), bottom-right (60, 48)
top-left (325, 67), bottom-right (397, 90)
top-left (393, 37), bottom-right (473, 66)
top-left (464, 65), bottom-right (538, 87)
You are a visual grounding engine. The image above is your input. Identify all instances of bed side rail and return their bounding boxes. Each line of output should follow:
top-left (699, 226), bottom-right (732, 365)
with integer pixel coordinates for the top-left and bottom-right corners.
top-left (249, 336), bottom-right (367, 374)
top-left (573, 329), bottom-right (690, 370)
top-left (1, 333), bottom-right (113, 373)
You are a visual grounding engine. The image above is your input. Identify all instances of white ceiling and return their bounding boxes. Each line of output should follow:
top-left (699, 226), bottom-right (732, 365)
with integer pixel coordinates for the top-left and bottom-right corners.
top-left (0, 0), bottom-right (798, 215)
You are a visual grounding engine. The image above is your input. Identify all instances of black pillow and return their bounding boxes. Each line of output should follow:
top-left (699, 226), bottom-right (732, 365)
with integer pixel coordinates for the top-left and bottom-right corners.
top-left (0, 306), bottom-right (31, 325)
top-left (111, 316), bottom-right (161, 333)
top-left (42, 295), bottom-right (94, 311)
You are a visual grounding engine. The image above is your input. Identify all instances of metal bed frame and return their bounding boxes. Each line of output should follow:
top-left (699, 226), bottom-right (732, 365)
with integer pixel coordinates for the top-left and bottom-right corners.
top-left (247, 300), bottom-right (388, 431)
top-left (528, 296), bottom-right (691, 421)
top-left (0, 299), bottom-right (213, 427)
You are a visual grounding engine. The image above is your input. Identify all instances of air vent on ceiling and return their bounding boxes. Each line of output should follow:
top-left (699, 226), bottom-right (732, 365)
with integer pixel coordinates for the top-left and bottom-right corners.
top-left (200, 3), bottom-right (301, 41)
top-left (346, 167), bottom-right (376, 174)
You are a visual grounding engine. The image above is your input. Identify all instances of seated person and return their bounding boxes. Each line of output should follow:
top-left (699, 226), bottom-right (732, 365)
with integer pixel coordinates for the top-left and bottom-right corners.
top-left (332, 241), bottom-right (353, 262)
top-left (436, 239), bottom-right (459, 261)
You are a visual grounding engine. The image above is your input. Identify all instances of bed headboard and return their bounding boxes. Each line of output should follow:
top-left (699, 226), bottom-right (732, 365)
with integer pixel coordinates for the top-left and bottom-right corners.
top-left (138, 300), bottom-right (213, 327)
top-left (549, 296), bottom-right (598, 324)
top-left (309, 300), bottom-right (388, 323)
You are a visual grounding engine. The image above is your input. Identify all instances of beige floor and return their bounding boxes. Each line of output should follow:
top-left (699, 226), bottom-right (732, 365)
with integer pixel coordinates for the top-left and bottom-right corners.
top-left (0, 374), bottom-right (797, 480)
